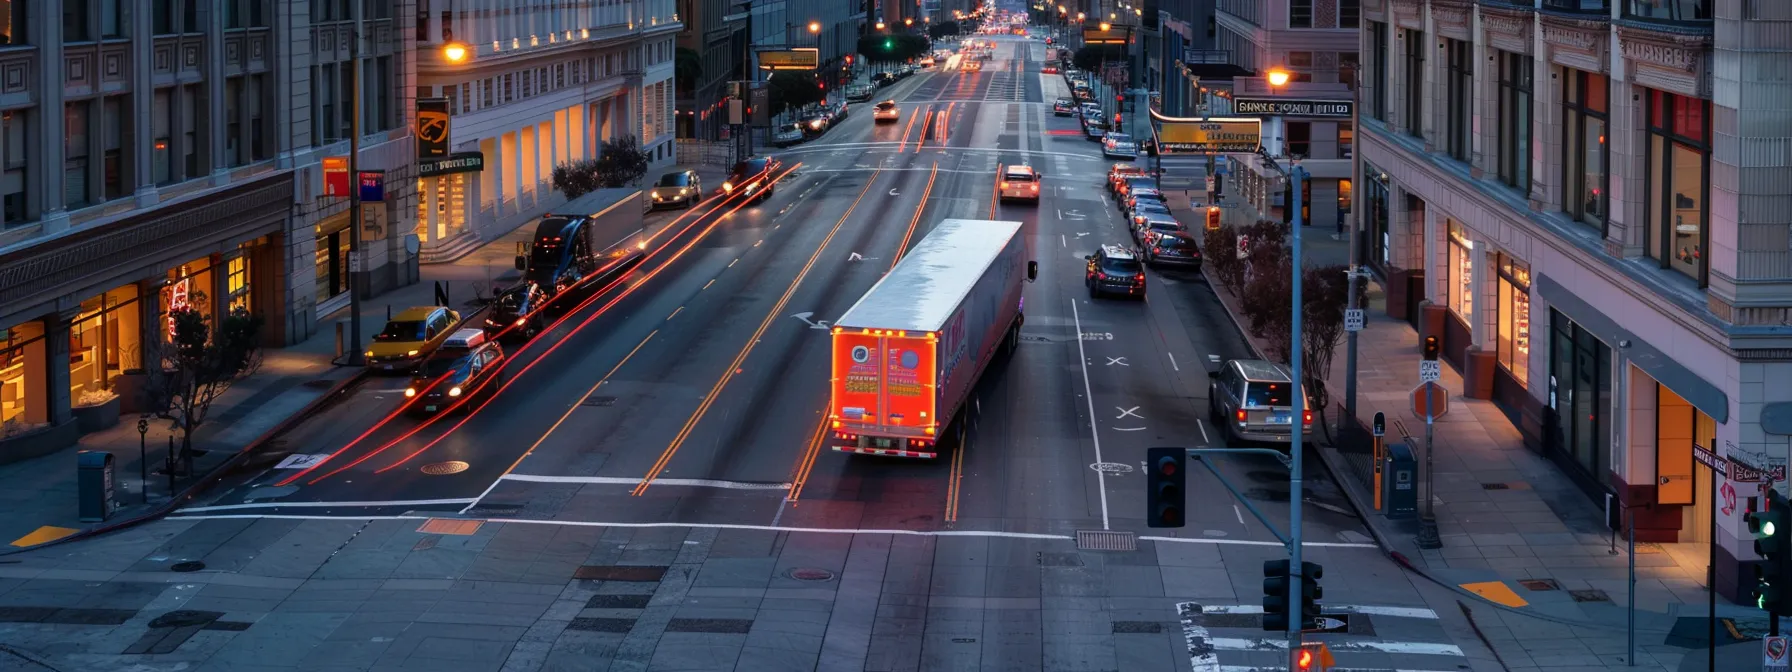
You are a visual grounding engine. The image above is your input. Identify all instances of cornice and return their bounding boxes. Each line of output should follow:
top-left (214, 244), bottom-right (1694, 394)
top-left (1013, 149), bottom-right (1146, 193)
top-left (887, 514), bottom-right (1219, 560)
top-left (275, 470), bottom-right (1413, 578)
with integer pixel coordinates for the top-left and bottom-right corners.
top-left (1616, 23), bottom-right (1710, 73)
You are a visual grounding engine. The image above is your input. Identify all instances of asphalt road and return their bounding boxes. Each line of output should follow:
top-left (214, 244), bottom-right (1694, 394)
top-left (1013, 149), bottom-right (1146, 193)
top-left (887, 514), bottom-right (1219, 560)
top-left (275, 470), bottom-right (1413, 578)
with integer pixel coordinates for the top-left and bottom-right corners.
top-left (187, 37), bottom-right (1364, 551)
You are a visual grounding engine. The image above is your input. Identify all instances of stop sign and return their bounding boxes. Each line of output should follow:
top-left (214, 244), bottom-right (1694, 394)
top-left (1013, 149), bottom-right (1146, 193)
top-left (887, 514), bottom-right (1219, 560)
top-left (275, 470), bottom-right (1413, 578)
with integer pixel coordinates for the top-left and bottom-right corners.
top-left (1411, 382), bottom-right (1449, 419)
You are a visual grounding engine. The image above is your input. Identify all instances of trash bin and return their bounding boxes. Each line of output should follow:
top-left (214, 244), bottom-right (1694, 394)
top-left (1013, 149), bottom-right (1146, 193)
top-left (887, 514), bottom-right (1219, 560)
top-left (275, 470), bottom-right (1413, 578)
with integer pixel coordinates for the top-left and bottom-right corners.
top-left (1382, 443), bottom-right (1417, 521)
top-left (77, 451), bottom-right (116, 523)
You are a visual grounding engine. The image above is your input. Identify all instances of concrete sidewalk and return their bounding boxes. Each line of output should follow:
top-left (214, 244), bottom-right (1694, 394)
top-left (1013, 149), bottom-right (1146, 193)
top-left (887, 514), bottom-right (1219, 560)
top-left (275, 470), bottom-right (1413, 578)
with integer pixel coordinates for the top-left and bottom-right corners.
top-left (1159, 189), bottom-right (1756, 671)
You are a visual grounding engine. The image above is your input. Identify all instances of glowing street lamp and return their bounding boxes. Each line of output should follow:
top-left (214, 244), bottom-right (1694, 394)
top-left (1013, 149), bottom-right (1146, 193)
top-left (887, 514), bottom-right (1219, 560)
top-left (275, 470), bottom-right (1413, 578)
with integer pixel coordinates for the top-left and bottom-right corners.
top-left (1099, 21), bottom-right (1111, 31)
top-left (808, 20), bottom-right (821, 34)
top-left (442, 41), bottom-right (471, 64)
top-left (876, 20), bottom-right (886, 30)
top-left (904, 18), bottom-right (913, 26)
top-left (1266, 69), bottom-right (1291, 88)
top-left (1076, 12), bottom-right (1085, 21)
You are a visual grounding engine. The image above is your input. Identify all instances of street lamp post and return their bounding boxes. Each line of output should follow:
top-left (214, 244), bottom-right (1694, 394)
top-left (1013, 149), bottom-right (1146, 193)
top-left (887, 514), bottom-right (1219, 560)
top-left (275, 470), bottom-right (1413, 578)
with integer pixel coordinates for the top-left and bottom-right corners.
top-left (345, 18), bottom-right (365, 366)
top-left (1263, 66), bottom-right (1311, 669)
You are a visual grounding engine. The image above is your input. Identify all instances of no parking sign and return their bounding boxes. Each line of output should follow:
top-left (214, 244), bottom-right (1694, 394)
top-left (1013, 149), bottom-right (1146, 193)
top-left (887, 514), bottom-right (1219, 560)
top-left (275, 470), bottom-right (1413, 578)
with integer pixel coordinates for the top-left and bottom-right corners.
top-left (1766, 635), bottom-right (1789, 672)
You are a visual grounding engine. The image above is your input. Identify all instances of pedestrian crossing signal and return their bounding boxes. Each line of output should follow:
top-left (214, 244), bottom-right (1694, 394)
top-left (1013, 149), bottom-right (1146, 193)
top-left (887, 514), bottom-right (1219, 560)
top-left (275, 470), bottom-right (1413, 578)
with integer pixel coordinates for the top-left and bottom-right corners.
top-left (1205, 206), bottom-right (1221, 230)
top-left (1295, 643), bottom-right (1334, 671)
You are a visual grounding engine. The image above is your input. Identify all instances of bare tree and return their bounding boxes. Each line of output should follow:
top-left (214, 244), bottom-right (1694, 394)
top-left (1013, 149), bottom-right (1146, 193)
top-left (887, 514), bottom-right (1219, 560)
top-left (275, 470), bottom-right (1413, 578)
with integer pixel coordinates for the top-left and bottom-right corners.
top-left (143, 293), bottom-right (264, 469)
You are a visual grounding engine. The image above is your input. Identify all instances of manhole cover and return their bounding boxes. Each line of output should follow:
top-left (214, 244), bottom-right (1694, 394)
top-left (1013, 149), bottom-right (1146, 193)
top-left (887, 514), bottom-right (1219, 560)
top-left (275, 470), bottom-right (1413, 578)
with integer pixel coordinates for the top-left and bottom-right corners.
top-left (420, 461), bottom-right (470, 475)
top-left (788, 568), bottom-right (836, 581)
top-left (1076, 530), bottom-right (1137, 551)
top-left (1519, 578), bottom-right (1560, 591)
top-left (170, 561), bottom-right (205, 573)
top-left (582, 395), bottom-right (618, 407)
top-left (1090, 462), bottom-right (1134, 474)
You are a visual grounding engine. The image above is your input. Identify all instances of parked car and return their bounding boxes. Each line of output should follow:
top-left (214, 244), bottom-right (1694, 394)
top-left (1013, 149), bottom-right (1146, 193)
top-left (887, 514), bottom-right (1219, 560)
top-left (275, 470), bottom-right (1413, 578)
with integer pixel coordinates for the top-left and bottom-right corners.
top-left (405, 329), bottom-right (505, 414)
top-left (772, 123), bottom-right (807, 147)
top-left (1109, 164), bottom-right (1147, 191)
top-left (1116, 175), bottom-right (1157, 199)
top-left (1122, 189), bottom-right (1166, 218)
top-left (648, 169), bottom-right (703, 209)
top-left (1128, 201), bottom-right (1174, 229)
top-left (872, 72), bottom-right (896, 87)
top-left (827, 100), bottom-right (849, 122)
top-left (1208, 358), bottom-right (1313, 447)
top-left (1084, 245), bottom-right (1146, 300)
top-left (1083, 117), bottom-right (1108, 140)
top-left (801, 112), bottom-right (830, 135)
top-left (873, 100), bottom-right (900, 122)
top-left (1053, 98), bottom-right (1076, 116)
top-left (1131, 211), bottom-right (1187, 245)
top-left (845, 84), bottom-right (876, 102)
top-left (1103, 133), bottom-right (1138, 159)
top-left (1143, 231), bottom-right (1202, 271)
top-left (367, 306), bottom-right (462, 372)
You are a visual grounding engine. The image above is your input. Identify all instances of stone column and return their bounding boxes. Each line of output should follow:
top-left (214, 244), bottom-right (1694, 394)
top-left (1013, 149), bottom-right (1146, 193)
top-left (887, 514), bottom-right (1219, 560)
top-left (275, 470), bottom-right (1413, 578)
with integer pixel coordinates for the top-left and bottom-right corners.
top-left (35, 0), bottom-right (69, 234)
top-left (45, 311), bottom-right (76, 426)
top-left (131, 0), bottom-right (158, 206)
top-left (207, 0), bottom-right (230, 184)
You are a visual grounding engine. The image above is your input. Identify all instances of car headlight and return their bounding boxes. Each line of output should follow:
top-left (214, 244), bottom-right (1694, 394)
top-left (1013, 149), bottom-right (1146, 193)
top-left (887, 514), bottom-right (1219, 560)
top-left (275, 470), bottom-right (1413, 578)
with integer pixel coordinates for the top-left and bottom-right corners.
top-left (722, 181), bottom-right (733, 192)
top-left (404, 388), bottom-right (416, 398)
top-left (364, 350), bottom-right (374, 358)
top-left (651, 190), bottom-right (660, 198)
top-left (407, 350), bottom-right (419, 357)
top-left (448, 386), bottom-right (463, 397)
top-left (680, 187), bottom-right (691, 194)
top-left (515, 317), bottom-right (528, 326)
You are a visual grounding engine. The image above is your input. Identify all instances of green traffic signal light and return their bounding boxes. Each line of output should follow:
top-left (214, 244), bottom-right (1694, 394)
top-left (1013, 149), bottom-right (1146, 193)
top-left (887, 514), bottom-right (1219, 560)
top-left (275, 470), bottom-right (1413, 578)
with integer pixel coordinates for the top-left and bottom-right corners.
top-left (884, 39), bottom-right (893, 49)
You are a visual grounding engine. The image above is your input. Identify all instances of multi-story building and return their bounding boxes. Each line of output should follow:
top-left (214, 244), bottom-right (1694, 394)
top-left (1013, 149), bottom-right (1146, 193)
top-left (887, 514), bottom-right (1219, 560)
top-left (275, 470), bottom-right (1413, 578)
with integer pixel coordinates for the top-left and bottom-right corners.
top-left (1357, 0), bottom-right (1792, 603)
top-left (414, 0), bottom-right (680, 260)
top-left (748, 0), bottom-right (867, 84)
top-left (1208, 0), bottom-right (1358, 232)
top-left (869, 0), bottom-right (920, 40)
top-left (675, 0), bottom-right (747, 141)
top-left (0, 0), bottom-right (418, 458)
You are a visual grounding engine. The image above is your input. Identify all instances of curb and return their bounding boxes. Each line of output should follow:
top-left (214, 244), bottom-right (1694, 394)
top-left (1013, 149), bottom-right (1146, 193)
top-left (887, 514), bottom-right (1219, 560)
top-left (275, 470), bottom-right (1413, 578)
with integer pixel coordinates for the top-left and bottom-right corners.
top-left (1190, 253), bottom-right (1658, 633)
top-left (0, 368), bottom-right (369, 557)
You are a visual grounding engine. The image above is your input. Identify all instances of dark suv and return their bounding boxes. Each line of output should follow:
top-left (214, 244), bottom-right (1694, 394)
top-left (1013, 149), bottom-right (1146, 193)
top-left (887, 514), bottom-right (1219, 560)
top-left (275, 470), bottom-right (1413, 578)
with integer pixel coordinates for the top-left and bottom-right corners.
top-left (723, 157), bottom-right (779, 204)
top-left (1084, 245), bottom-right (1146, 299)
top-left (406, 329), bottom-right (506, 414)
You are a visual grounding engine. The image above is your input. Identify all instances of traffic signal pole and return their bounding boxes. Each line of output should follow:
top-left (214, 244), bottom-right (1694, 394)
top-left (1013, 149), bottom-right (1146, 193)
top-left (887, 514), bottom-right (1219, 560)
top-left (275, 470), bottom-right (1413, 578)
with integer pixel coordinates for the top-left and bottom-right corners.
top-left (1288, 164), bottom-right (1308, 669)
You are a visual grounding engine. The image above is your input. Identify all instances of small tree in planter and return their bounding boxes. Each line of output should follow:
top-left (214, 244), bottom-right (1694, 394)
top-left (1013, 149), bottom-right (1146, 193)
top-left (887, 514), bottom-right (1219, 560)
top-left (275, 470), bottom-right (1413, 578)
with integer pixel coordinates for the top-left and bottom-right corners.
top-left (551, 158), bottom-right (603, 200)
top-left (1299, 264), bottom-right (1367, 437)
top-left (593, 136), bottom-right (652, 188)
top-left (144, 294), bottom-right (264, 470)
top-left (1205, 223), bottom-right (1246, 296)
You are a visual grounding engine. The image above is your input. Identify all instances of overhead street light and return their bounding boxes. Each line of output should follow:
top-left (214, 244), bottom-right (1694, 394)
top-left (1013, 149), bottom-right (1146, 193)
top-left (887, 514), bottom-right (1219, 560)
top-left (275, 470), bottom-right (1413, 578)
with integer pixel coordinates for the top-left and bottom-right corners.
top-left (442, 41), bottom-right (471, 63)
top-left (1267, 69), bottom-right (1291, 88)
top-left (808, 20), bottom-right (821, 33)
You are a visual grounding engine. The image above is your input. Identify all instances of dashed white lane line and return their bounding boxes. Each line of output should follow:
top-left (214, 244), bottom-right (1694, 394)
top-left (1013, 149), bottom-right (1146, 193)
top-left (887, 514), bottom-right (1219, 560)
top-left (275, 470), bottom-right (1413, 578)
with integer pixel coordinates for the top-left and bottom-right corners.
top-left (1204, 638), bottom-right (1463, 657)
top-left (1070, 297), bottom-right (1112, 531)
top-left (501, 474), bottom-right (790, 490)
top-left (180, 498), bottom-right (479, 513)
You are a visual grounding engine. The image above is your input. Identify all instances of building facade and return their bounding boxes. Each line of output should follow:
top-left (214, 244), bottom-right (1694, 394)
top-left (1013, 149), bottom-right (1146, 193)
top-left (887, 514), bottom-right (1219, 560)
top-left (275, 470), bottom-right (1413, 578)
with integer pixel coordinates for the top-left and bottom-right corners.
top-left (1357, 0), bottom-right (1792, 603)
top-left (413, 0), bottom-right (680, 261)
top-left (675, 0), bottom-right (746, 141)
top-left (750, 0), bottom-right (867, 84)
top-left (0, 0), bottom-right (419, 459)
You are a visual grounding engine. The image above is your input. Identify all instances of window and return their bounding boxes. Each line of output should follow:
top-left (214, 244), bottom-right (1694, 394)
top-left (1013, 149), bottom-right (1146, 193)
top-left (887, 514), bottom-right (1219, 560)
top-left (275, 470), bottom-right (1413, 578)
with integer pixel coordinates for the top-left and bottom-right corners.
top-left (249, 0), bottom-right (264, 27)
top-left (1497, 254), bottom-right (1531, 386)
top-left (2, 110), bottom-right (25, 224)
top-left (1339, 123), bottom-right (1354, 159)
top-left (249, 75), bottom-right (267, 160)
top-left (1444, 39), bottom-right (1472, 162)
top-left (1340, 0), bottom-right (1360, 28)
top-left (1561, 69), bottom-right (1608, 230)
top-left (1625, 0), bottom-right (1708, 21)
top-left (1448, 221), bottom-right (1473, 319)
top-left (101, 96), bottom-right (124, 201)
top-left (182, 0), bottom-right (197, 32)
top-left (153, 0), bottom-right (171, 34)
top-left (0, 1), bottom-right (26, 44)
top-left (64, 0), bottom-right (88, 42)
top-left (152, 90), bottom-right (172, 185)
top-left (1369, 23), bottom-right (1388, 121)
top-left (182, 84), bottom-right (201, 178)
top-left (1290, 0), bottom-right (1312, 28)
top-left (1644, 89), bottom-right (1711, 284)
top-left (1288, 51), bottom-right (1312, 68)
top-left (1340, 53), bottom-right (1358, 89)
top-left (441, 11), bottom-right (454, 41)
top-left (100, 0), bottom-right (123, 38)
top-left (1403, 29), bottom-right (1424, 138)
top-left (1285, 121), bottom-right (1310, 158)
top-left (65, 102), bottom-right (90, 208)
top-left (1545, 0), bottom-right (1608, 10)
top-left (482, 78), bottom-right (494, 108)
top-left (1496, 51), bottom-right (1531, 191)
top-left (225, 78), bottom-right (242, 166)
top-left (226, 0), bottom-right (241, 28)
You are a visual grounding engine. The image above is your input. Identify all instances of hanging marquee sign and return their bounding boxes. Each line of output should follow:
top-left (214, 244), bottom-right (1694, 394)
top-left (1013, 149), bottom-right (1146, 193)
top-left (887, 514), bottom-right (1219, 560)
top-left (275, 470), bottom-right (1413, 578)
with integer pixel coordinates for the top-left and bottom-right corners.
top-left (1150, 109), bottom-right (1261, 154)
top-left (419, 151), bottom-right (486, 178)
top-left (757, 48), bottom-right (820, 71)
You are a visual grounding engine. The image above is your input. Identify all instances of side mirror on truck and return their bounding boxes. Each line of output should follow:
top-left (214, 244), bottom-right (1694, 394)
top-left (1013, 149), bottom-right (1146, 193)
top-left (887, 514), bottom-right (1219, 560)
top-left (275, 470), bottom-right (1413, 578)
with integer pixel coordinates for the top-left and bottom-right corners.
top-left (1027, 261), bottom-right (1038, 282)
top-left (514, 255), bottom-right (527, 271)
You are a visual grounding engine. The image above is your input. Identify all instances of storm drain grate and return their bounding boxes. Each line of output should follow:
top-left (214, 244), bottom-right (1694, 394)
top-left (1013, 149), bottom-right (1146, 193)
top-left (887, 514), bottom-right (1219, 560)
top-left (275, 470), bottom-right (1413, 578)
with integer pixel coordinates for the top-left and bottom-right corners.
top-left (1199, 613), bottom-right (1262, 629)
top-left (1519, 579), bottom-right (1561, 591)
top-left (582, 395), bottom-right (618, 407)
top-left (665, 618), bottom-right (752, 634)
top-left (1077, 530), bottom-right (1137, 551)
top-left (1112, 621), bottom-right (1164, 634)
top-left (566, 617), bottom-right (637, 633)
top-left (417, 519), bottom-right (483, 536)
top-left (573, 565), bottom-right (668, 582)
top-left (585, 595), bottom-right (652, 609)
top-left (1481, 483), bottom-right (1510, 490)
top-left (1570, 589), bottom-right (1612, 603)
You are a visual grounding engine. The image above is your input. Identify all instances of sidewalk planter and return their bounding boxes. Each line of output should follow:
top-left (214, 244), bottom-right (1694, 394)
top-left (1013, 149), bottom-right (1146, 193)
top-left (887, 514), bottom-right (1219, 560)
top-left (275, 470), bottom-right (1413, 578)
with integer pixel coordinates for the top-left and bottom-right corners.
top-left (73, 395), bottom-right (122, 434)
top-left (0, 420), bottom-right (81, 466)
top-left (1385, 269), bottom-right (1424, 326)
top-left (1461, 348), bottom-right (1496, 401)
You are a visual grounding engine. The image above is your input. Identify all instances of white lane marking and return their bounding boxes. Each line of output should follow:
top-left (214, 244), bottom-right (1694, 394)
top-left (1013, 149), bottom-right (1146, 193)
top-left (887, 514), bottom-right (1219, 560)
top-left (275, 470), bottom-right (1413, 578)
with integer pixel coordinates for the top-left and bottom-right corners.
top-left (1221, 668), bottom-right (1464, 672)
top-left (501, 474), bottom-right (791, 490)
top-left (1070, 298), bottom-right (1111, 531)
top-left (1114, 427), bottom-right (1146, 432)
top-left (1197, 604), bottom-right (1440, 619)
top-left (1060, 234), bottom-right (1066, 248)
top-left (1205, 637), bottom-right (1463, 657)
top-left (1197, 418), bottom-right (1210, 444)
top-left (1178, 603), bottom-right (1222, 672)
top-left (167, 514), bottom-right (1076, 540)
top-left (1117, 406), bottom-right (1142, 419)
top-left (1142, 535), bottom-right (1378, 549)
top-left (1106, 356), bottom-right (1128, 366)
top-left (1168, 352), bottom-right (1180, 371)
top-left (1233, 504), bottom-right (1246, 525)
top-left (180, 498), bottom-right (479, 513)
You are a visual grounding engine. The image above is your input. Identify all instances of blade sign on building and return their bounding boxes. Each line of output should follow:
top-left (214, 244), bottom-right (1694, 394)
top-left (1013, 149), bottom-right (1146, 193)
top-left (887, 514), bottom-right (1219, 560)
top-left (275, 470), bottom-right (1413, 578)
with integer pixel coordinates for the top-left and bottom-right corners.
top-left (758, 48), bottom-right (820, 71)
top-left (416, 98), bottom-right (452, 159)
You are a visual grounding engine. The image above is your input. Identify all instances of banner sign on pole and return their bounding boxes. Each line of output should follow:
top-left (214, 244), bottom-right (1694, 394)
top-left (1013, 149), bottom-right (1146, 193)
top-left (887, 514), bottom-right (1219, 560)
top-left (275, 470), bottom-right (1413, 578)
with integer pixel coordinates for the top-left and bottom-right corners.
top-left (323, 157), bottom-right (349, 197)
top-left (416, 98), bottom-right (452, 159)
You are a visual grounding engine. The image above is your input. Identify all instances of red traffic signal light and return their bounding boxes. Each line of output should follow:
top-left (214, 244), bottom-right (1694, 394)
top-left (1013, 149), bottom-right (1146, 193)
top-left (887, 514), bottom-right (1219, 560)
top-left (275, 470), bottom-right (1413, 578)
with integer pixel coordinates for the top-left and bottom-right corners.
top-left (845, 54), bottom-right (855, 64)
top-left (1422, 335), bottom-right (1440, 361)
top-left (1116, 94), bottom-right (1124, 102)
top-left (1297, 649), bottom-right (1314, 671)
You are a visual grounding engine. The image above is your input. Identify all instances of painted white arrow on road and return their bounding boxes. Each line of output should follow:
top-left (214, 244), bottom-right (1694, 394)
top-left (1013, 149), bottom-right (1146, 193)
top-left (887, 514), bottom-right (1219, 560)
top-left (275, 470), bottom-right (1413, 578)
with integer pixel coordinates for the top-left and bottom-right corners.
top-left (847, 252), bottom-right (878, 262)
top-left (790, 312), bottom-right (832, 330)
top-left (889, 188), bottom-right (900, 196)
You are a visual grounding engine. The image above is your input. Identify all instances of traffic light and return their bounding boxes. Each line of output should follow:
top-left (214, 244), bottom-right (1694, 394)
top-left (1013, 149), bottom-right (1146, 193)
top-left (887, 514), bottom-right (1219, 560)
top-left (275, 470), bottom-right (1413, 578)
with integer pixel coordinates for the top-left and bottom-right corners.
top-left (1146, 447), bottom-right (1185, 528)
top-left (1296, 647), bottom-right (1314, 671)
top-left (1750, 490), bottom-right (1791, 614)
top-left (1299, 562), bottom-right (1324, 627)
top-left (1205, 206), bottom-right (1221, 231)
top-left (1422, 335), bottom-right (1440, 361)
top-left (884, 38), bottom-right (893, 50)
top-left (1262, 560), bottom-right (1291, 631)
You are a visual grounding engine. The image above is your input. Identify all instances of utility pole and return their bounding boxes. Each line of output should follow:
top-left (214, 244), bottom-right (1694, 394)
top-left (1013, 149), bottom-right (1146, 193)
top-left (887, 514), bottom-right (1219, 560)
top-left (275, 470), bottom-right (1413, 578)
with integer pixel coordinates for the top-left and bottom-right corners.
top-left (1344, 68), bottom-right (1363, 422)
top-left (345, 5), bottom-right (365, 367)
top-left (1287, 163), bottom-right (1310, 668)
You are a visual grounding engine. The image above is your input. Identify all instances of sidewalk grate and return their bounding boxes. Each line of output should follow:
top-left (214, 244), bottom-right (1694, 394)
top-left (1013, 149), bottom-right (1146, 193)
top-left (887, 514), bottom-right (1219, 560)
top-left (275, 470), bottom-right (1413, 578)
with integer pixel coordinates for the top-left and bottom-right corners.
top-left (566, 617), bottom-right (637, 633)
top-left (1112, 621), bottom-right (1164, 634)
top-left (573, 565), bottom-right (668, 582)
top-left (1076, 530), bottom-right (1137, 551)
top-left (1519, 579), bottom-right (1561, 591)
top-left (417, 519), bottom-right (483, 536)
top-left (1570, 589), bottom-right (1612, 603)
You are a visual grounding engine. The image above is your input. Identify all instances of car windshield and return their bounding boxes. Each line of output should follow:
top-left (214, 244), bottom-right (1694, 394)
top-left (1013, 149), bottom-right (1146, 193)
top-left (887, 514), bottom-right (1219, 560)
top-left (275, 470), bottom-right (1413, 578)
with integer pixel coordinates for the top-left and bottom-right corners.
top-left (1056, 98), bottom-right (1072, 105)
top-left (1245, 382), bottom-right (1292, 407)
top-left (375, 320), bottom-right (425, 342)
top-left (1100, 257), bottom-right (1142, 274)
top-left (494, 287), bottom-right (532, 313)
top-left (1108, 134), bottom-right (1131, 143)
top-left (656, 173), bottom-right (692, 187)
top-left (1003, 171), bottom-right (1035, 182)
top-left (1147, 220), bottom-right (1181, 232)
top-left (417, 354), bottom-right (470, 379)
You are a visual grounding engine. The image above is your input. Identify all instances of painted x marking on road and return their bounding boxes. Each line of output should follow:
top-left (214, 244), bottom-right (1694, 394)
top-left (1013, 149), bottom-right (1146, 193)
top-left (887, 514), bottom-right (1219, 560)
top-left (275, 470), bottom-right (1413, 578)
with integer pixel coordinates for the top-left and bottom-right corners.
top-left (1116, 406), bottom-right (1142, 420)
top-left (1107, 356), bottom-right (1129, 366)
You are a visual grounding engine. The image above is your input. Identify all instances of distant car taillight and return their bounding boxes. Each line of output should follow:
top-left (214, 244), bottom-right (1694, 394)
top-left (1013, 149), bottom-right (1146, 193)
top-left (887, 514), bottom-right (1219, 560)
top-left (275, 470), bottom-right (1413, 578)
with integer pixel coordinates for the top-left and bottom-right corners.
top-left (1236, 409), bottom-right (1247, 424)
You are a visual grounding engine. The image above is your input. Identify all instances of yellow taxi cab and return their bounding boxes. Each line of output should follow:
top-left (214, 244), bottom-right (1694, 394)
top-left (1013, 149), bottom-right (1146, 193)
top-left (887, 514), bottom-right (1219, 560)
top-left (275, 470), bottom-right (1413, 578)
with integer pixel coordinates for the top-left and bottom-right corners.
top-left (405, 328), bottom-right (505, 414)
top-left (365, 306), bottom-right (461, 372)
top-left (962, 60), bottom-right (982, 72)
top-left (998, 165), bottom-right (1041, 203)
top-left (873, 100), bottom-right (900, 122)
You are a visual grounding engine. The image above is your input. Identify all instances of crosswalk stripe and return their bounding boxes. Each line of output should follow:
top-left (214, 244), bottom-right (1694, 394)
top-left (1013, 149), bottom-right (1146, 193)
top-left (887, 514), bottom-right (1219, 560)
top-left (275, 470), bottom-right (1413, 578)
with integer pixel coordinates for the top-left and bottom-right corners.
top-left (1196, 604), bottom-right (1440, 619)
top-left (1207, 637), bottom-right (1463, 657)
top-left (1222, 668), bottom-right (1463, 672)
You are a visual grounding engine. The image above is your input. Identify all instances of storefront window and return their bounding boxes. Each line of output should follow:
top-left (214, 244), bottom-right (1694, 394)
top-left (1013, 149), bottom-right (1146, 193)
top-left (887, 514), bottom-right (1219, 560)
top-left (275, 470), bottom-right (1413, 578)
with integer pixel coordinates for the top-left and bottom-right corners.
top-left (1562, 69), bottom-right (1608, 231)
top-left (226, 252), bottom-right (250, 313)
top-left (316, 217), bottom-right (351, 306)
top-left (1496, 255), bottom-right (1530, 386)
top-left (162, 258), bottom-right (214, 341)
top-left (1448, 221), bottom-right (1473, 320)
top-left (417, 173), bottom-right (468, 243)
top-left (1644, 88), bottom-right (1710, 285)
top-left (1366, 170), bottom-right (1390, 269)
top-left (1, 321), bottom-right (45, 428)
top-left (1550, 309), bottom-right (1611, 482)
top-left (69, 285), bottom-right (141, 404)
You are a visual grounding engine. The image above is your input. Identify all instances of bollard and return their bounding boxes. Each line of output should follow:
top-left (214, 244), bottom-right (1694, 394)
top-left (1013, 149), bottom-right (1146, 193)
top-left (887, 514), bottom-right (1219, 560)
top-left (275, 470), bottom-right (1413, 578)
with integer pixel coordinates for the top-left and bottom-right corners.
top-left (137, 416), bottom-right (150, 504)
top-left (335, 321), bottom-right (345, 360)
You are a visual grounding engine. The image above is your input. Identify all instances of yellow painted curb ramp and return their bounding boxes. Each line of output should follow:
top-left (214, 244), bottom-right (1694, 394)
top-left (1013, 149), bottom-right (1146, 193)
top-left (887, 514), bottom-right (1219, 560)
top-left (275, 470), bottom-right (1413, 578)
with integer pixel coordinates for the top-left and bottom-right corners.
top-left (10, 526), bottom-right (79, 548)
top-left (1461, 580), bottom-right (1530, 608)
